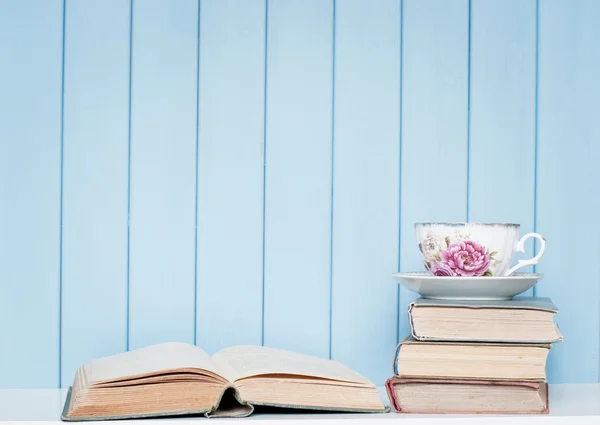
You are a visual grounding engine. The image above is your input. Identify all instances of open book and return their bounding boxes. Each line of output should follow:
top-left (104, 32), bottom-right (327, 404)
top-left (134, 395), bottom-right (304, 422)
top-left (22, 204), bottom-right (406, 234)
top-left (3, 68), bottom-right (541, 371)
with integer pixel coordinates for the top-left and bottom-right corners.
top-left (61, 342), bottom-right (388, 421)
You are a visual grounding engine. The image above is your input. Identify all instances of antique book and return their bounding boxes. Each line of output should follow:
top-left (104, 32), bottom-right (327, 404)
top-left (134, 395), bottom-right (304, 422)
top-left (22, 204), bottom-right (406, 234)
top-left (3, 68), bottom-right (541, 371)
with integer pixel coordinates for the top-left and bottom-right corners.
top-left (394, 336), bottom-right (550, 381)
top-left (408, 297), bottom-right (563, 343)
top-left (61, 342), bottom-right (388, 421)
top-left (385, 377), bottom-right (549, 414)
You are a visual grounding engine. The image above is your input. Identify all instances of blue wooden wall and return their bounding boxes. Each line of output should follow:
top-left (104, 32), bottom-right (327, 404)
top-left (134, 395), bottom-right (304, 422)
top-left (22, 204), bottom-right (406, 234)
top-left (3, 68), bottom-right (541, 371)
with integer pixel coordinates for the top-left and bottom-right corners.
top-left (0, 0), bottom-right (599, 388)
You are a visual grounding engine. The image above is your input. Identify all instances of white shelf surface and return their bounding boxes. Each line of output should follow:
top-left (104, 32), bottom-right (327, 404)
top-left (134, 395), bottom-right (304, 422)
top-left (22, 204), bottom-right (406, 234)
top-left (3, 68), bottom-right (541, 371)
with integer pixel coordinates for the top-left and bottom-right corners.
top-left (0, 384), bottom-right (598, 424)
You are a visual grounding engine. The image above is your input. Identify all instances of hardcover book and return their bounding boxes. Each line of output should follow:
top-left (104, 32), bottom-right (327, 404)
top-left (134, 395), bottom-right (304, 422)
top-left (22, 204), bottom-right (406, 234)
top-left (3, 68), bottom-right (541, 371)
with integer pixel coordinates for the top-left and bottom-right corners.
top-left (408, 297), bottom-right (563, 343)
top-left (393, 336), bottom-right (550, 381)
top-left (385, 377), bottom-right (549, 414)
top-left (61, 342), bottom-right (388, 421)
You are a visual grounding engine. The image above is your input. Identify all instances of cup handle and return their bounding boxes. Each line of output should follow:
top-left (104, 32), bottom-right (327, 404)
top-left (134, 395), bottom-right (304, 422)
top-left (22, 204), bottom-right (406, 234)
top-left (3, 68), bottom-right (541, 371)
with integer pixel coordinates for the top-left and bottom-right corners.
top-left (503, 233), bottom-right (546, 276)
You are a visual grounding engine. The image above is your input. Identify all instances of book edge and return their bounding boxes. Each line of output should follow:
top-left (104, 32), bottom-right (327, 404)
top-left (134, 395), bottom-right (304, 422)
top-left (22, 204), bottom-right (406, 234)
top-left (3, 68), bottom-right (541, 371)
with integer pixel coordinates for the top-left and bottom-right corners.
top-left (60, 385), bottom-right (253, 421)
top-left (408, 302), bottom-right (420, 340)
top-left (409, 302), bottom-right (564, 344)
top-left (412, 297), bottom-right (559, 313)
top-left (542, 381), bottom-right (550, 414)
top-left (385, 378), bottom-right (549, 414)
top-left (246, 401), bottom-right (390, 414)
top-left (411, 336), bottom-right (562, 343)
top-left (385, 378), bottom-right (402, 412)
top-left (392, 341), bottom-right (403, 375)
top-left (60, 384), bottom-right (389, 421)
top-left (399, 336), bottom-right (552, 348)
top-left (387, 377), bottom-right (542, 388)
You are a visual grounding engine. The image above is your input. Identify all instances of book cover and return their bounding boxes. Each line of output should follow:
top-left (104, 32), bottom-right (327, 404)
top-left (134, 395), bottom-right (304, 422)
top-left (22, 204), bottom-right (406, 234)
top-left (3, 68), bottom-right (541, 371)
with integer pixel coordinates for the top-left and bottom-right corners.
top-left (392, 336), bottom-right (551, 378)
top-left (61, 385), bottom-right (391, 421)
top-left (410, 296), bottom-right (559, 312)
top-left (408, 296), bottom-right (564, 343)
top-left (61, 386), bottom-right (254, 421)
top-left (385, 377), bottom-right (549, 414)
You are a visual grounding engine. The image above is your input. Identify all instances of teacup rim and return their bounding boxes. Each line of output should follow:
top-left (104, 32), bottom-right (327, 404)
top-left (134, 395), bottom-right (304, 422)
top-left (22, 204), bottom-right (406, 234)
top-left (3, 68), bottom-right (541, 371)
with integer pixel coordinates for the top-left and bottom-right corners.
top-left (415, 222), bottom-right (520, 227)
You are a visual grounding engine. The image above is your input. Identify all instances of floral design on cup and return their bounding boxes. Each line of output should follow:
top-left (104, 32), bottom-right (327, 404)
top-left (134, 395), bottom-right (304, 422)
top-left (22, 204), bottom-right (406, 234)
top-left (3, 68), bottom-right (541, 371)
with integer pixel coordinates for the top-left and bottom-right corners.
top-left (429, 262), bottom-right (454, 277)
top-left (419, 231), bottom-right (500, 277)
top-left (441, 240), bottom-right (492, 277)
top-left (416, 223), bottom-right (546, 277)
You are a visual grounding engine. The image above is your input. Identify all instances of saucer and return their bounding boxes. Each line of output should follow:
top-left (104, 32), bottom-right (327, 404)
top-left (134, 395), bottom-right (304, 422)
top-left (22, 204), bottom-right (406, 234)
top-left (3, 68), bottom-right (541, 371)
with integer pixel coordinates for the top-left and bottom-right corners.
top-left (392, 272), bottom-right (543, 300)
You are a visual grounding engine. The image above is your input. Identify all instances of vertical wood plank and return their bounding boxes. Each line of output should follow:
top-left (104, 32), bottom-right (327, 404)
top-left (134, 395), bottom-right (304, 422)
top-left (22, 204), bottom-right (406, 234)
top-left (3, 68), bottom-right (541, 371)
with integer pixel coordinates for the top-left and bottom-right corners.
top-left (537, 0), bottom-right (600, 383)
top-left (469, 0), bottom-right (537, 283)
top-left (398, 0), bottom-right (469, 338)
top-left (196, 0), bottom-right (265, 353)
top-left (60, 0), bottom-right (130, 386)
top-left (0, 0), bottom-right (63, 388)
top-left (263, 0), bottom-right (333, 357)
top-left (331, 0), bottom-right (400, 384)
top-left (128, 0), bottom-right (198, 349)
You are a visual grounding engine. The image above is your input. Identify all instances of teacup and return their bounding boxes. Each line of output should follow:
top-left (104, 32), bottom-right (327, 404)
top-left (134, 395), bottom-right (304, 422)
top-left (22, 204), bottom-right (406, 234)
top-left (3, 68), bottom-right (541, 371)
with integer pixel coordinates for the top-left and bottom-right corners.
top-left (415, 222), bottom-right (546, 277)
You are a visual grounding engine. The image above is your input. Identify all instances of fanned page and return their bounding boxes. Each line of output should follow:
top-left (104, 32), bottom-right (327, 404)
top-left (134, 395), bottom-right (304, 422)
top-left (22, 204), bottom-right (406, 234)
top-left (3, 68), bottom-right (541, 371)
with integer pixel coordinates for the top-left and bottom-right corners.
top-left (87, 342), bottom-right (227, 383)
top-left (211, 345), bottom-right (372, 385)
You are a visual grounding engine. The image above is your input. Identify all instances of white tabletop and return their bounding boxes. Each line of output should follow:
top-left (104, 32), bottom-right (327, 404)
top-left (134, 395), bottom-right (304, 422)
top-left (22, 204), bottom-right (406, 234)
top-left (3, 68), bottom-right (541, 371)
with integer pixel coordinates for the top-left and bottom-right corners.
top-left (1, 384), bottom-right (598, 424)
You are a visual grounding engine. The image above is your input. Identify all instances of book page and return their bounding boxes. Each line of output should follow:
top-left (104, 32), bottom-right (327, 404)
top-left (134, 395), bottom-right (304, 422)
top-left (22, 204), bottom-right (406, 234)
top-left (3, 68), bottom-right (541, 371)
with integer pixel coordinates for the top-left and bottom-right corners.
top-left (88, 342), bottom-right (227, 383)
top-left (211, 345), bottom-right (372, 385)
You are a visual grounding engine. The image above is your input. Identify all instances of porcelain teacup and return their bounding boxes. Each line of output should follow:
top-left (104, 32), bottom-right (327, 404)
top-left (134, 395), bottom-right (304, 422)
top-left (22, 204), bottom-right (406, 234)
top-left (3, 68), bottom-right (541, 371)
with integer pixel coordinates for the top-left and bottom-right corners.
top-left (415, 222), bottom-right (546, 277)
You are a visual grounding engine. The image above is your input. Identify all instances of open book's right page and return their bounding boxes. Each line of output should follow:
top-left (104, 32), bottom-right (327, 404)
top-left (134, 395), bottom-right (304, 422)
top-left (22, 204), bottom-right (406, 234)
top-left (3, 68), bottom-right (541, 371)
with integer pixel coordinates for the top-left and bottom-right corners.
top-left (211, 346), bottom-right (372, 386)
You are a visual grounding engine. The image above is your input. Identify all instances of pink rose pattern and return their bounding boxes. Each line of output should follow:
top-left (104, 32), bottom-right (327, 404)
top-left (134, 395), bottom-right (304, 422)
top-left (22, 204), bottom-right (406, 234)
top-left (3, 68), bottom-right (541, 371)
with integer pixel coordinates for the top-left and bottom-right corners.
top-left (430, 262), bottom-right (454, 277)
top-left (423, 237), bottom-right (497, 277)
top-left (440, 240), bottom-right (491, 277)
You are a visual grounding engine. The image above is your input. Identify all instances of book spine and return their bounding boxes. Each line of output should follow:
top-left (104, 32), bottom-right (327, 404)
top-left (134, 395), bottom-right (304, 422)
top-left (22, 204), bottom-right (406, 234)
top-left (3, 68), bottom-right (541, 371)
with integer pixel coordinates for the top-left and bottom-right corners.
top-left (385, 378), bottom-right (402, 412)
top-left (392, 343), bottom-right (402, 376)
top-left (543, 382), bottom-right (549, 414)
top-left (407, 302), bottom-right (420, 340)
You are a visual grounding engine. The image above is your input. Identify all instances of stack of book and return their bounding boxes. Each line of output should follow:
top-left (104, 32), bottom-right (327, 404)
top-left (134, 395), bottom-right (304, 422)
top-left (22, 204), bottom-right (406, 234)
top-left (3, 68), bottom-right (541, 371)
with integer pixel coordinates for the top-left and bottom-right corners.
top-left (386, 297), bottom-right (563, 414)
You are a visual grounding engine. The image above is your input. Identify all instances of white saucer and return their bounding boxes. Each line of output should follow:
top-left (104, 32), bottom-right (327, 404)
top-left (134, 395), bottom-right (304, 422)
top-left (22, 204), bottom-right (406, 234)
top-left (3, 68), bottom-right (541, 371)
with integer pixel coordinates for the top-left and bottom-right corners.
top-left (392, 272), bottom-right (543, 300)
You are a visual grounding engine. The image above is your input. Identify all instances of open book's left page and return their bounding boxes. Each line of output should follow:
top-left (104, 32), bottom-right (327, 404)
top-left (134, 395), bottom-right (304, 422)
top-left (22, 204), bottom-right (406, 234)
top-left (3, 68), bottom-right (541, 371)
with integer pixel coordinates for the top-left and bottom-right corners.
top-left (86, 342), bottom-right (228, 383)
